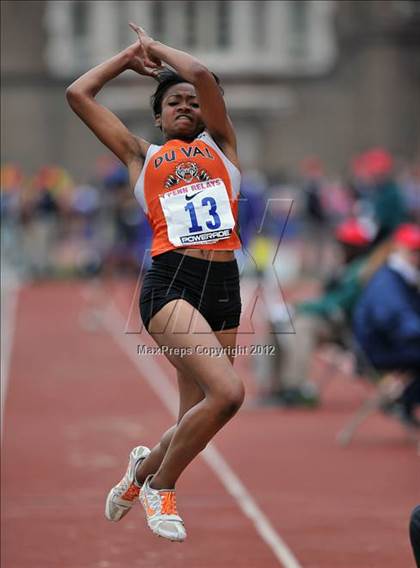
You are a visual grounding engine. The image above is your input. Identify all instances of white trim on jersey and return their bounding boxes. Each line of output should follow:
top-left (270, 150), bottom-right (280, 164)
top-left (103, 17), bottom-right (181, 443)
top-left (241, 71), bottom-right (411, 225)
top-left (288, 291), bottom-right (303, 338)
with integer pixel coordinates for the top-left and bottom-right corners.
top-left (134, 143), bottom-right (162, 215)
top-left (197, 131), bottom-right (241, 199)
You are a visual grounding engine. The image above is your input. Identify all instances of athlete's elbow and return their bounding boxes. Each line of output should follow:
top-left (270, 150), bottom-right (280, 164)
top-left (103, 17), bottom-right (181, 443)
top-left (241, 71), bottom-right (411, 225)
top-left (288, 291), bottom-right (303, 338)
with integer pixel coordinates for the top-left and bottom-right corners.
top-left (65, 84), bottom-right (82, 107)
top-left (66, 86), bottom-right (94, 116)
top-left (66, 81), bottom-right (94, 106)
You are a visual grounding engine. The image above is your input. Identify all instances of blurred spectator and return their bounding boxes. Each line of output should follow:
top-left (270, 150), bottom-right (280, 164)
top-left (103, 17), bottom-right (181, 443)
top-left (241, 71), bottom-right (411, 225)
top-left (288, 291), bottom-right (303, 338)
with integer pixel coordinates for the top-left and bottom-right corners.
top-left (72, 183), bottom-right (100, 221)
top-left (352, 148), bottom-right (408, 242)
top-left (320, 178), bottom-right (354, 225)
top-left (54, 183), bottom-right (102, 277)
top-left (301, 156), bottom-right (325, 224)
top-left (1, 165), bottom-right (24, 267)
top-left (237, 170), bottom-right (269, 274)
top-left (261, 218), bottom-right (381, 407)
top-left (238, 169), bottom-right (267, 249)
top-left (353, 223), bottom-right (420, 425)
top-left (299, 156), bottom-right (330, 276)
top-left (19, 166), bottom-right (73, 278)
top-left (398, 162), bottom-right (420, 223)
top-left (104, 183), bottom-right (152, 276)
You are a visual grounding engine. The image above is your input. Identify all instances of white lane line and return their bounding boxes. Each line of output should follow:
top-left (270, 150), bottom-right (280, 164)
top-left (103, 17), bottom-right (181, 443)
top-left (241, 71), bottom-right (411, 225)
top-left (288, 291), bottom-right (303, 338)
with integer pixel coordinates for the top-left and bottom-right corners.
top-left (1, 265), bottom-right (20, 439)
top-left (101, 300), bottom-right (303, 568)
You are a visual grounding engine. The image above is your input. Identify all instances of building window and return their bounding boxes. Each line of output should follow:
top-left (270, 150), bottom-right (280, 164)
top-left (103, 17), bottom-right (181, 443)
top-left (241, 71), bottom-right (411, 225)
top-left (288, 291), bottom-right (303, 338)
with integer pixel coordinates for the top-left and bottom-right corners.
top-left (151, 0), bottom-right (231, 51)
top-left (288, 0), bottom-right (308, 58)
top-left (117, 1), bottom-right (131, 51)
top-left (72, 1), bottom-right (89, 39)
top-left (253, 0), bottom-right (267, 49)
top-left (217, 0), bottom-right (231, 48)
top-left (185, 1), bottom-right (197, 49)
top-left (151, 0), bottom-right (165, 39)
top-left (72, 1), bottom-right (90, 60)
top-left (45, 0), bottom-right (336, 78)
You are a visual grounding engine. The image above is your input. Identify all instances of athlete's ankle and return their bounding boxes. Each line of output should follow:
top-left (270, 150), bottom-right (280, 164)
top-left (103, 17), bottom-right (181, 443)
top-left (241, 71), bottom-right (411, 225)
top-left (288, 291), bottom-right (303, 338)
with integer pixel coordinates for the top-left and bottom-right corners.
top-left (135, 456), bottom-right (149, 486)
top-left (148, 474), bottom-right (175, 491)
top-left (135, 471), bottom-right (144, 486)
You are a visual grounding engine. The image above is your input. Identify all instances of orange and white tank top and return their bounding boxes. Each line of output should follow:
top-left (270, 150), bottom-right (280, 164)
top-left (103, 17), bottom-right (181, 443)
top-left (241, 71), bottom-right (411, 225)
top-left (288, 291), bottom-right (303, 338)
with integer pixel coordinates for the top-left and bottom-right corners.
top-left (134, 131), bottom-right (241, 257)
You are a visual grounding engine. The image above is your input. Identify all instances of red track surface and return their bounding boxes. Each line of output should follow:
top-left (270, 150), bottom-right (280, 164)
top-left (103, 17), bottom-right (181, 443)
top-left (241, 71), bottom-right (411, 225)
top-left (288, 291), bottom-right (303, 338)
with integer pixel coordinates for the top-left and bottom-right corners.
top-left (2, 280), bottom-right (418, 568)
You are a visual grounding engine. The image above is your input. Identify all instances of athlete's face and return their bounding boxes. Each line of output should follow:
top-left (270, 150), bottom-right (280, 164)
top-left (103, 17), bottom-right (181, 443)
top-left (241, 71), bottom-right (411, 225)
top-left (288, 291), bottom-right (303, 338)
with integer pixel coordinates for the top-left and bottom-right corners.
top-left (156, 83), bottom-right (204, 141)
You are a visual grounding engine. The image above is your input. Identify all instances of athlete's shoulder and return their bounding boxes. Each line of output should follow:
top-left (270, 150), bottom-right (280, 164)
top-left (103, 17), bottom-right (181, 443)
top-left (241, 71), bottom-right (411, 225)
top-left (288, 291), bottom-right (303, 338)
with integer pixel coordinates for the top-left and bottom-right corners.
top-left (196, 130), bottom-right (225, 154)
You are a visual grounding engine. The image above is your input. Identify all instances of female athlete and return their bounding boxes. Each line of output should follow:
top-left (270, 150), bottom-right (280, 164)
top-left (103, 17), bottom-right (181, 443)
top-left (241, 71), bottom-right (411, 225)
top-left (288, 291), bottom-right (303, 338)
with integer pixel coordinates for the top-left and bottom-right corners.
top-left (66, 23), bottom-right (244, 543)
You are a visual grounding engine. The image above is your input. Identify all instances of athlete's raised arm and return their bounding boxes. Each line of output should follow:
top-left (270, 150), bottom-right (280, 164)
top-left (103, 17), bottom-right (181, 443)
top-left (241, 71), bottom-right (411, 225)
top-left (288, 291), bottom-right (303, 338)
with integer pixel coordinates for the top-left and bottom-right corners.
top-left (129, 23), bottom-right (237, 161)
top-left (66, 40), bottom-right (161, 167)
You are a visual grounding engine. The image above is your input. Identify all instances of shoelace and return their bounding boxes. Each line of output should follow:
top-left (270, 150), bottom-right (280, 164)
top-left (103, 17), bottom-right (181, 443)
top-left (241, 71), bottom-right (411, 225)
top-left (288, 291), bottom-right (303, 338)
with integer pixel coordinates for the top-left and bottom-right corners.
top-left (160, 491), bottom-right (178, 516)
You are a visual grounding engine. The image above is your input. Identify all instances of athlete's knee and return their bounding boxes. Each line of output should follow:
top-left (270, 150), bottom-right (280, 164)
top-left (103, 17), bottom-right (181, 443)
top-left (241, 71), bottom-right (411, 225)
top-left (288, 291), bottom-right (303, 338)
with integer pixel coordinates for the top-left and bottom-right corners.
top-left (212, 376), bottom-right (245, 420)
top-left (221, 394), bottom-right (244, 420)
top-left (232, 382), bottom-right (245, 412)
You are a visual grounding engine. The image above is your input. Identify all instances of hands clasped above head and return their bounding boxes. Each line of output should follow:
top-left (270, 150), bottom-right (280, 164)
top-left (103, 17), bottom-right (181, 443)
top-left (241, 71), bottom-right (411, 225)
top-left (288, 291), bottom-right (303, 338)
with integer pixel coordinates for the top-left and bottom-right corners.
top-left (127, 22), bottom-right (165, 79)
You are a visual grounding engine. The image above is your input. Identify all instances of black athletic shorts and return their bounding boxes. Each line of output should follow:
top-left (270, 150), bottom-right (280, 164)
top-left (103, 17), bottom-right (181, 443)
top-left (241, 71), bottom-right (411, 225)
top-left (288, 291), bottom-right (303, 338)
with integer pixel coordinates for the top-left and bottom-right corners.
top-left (139, 250), bottom-right (241, 332)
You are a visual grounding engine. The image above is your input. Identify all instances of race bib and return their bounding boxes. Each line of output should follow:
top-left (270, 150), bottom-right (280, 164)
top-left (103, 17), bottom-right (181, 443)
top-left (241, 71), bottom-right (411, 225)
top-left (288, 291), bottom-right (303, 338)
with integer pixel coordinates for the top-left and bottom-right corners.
top-left (159, 178), bottom-right (235, 247)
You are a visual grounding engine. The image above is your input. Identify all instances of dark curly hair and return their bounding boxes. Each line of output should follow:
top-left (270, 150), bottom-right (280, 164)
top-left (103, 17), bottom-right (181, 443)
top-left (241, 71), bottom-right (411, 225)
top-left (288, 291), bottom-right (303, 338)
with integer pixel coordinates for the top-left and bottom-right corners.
top-left (151, 68), bottom-right (223, 117)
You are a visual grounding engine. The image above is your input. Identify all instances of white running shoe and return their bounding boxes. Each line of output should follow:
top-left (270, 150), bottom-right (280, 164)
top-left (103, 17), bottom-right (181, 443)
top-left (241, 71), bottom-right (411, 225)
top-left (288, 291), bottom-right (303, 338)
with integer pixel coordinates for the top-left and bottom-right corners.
top-left (105, 446), bottom-right (150, 522)
top-left (139, 475), bottom-right (186, 542)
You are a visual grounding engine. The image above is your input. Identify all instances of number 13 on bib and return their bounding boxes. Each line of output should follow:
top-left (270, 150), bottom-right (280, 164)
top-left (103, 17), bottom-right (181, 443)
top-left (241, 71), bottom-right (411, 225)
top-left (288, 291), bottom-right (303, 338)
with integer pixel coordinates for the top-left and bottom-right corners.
top-left (159, 178), bottom-right (236, 247)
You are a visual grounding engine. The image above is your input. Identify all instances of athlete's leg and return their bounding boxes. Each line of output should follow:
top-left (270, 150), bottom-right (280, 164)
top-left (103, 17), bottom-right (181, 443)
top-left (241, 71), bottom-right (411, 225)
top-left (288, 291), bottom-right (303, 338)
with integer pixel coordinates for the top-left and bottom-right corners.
top-left (135, 369), bottom-right (204, 483)
top-left (214, 327), bottom-right (238, 366)
top-left (145, 299), bottom-right (244, 489)
top-left (105, 362), bottom-right (206, 522)
top-left (135, 326), bottom-right (238, 483)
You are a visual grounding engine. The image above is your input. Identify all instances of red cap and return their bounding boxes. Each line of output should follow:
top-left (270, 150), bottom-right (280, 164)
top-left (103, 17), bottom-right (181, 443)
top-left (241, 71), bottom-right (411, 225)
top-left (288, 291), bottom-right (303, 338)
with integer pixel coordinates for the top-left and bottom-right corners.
top-left (363, 148), bottom-right (393, 177)
top-left (393, 224), bottom-right (420, 250)
top-left (335, 219), bottom-right (373, 246)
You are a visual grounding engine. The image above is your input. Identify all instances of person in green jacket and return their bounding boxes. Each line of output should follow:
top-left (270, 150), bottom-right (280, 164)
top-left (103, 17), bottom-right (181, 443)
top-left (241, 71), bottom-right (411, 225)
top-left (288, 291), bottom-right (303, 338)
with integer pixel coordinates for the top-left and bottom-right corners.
top-left (355, 148), bottom-right (407, 241)
top-left (265, 218), bottom-right (381, 407)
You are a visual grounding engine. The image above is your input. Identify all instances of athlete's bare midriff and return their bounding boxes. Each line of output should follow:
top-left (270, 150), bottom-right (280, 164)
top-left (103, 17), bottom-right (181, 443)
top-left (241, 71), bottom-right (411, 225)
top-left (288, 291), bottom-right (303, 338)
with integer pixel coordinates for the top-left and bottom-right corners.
top-left (174, 248), bottom-right (235, 262)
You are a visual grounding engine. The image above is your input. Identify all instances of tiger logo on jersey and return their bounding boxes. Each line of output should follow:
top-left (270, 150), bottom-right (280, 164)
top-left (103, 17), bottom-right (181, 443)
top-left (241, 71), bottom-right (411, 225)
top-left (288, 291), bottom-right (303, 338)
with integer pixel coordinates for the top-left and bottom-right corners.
top-left (176, 162), bottom-right (198, 182)
top-left (165, 162), bottom-right (211, 189)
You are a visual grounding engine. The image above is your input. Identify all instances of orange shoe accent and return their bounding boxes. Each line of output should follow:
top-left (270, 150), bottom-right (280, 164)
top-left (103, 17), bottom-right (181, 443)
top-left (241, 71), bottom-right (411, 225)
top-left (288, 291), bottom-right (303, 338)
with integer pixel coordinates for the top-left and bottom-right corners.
top-left (121, 483), bottom-right (140, 501)
top-left (161, 491), bottom-right (178, 516)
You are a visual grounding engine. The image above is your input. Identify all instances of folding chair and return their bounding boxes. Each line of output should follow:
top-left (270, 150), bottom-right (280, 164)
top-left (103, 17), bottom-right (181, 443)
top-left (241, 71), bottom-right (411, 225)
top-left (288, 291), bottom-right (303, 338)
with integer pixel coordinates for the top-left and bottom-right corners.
top-left (335, 339), bottom-right (419, 447)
